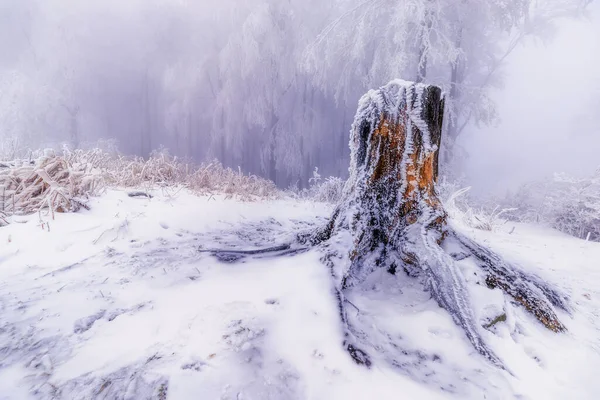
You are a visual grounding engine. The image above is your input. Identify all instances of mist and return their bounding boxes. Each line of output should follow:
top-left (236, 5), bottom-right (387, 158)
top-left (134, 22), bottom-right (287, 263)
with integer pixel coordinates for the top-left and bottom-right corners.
top-left (0, 0), bottom-right (597, 189)
top-left (463, 0), bottom-right (600, 194)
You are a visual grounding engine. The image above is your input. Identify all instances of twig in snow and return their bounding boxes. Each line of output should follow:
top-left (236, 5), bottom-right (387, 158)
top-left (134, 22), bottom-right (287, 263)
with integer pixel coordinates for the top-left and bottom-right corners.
top-left (40, 256), bottom-right (94, 278)
top-left (128, 191), bottom-right (153, 199)
top-left (345, 299), bottom-right (361, 314)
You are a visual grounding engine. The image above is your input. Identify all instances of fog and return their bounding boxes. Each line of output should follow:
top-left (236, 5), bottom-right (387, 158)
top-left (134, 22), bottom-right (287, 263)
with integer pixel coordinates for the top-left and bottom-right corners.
top-left (0, 0), bottom-right (597, 189)
top-left (463, 0), bottom-right (600, 194)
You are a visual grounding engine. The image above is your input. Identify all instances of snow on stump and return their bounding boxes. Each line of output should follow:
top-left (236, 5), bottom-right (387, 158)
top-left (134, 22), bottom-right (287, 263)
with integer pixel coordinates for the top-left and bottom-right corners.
top-left (302, 80), bottom-right (569, 367)
top-left (205, 79), bottom-right (570, 370)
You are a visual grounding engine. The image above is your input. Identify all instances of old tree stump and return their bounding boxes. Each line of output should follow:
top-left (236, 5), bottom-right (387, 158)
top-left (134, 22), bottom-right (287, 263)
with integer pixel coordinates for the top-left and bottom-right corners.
top-left (207, 80), bottom-right (570, 370)
top-left (304, 80), bottom-right (570, 368)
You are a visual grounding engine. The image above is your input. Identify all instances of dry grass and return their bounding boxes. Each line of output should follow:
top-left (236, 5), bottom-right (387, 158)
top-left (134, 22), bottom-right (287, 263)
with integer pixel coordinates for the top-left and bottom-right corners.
top-left (93, 149), bottom-right (280, 199)
top-left (0, 150), bottom-right (100, 219)
top-left (0, 148), bottom-right (280, 222)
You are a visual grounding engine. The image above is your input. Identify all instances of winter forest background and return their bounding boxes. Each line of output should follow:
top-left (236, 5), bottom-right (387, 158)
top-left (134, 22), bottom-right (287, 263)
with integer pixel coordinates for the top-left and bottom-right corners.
top-left (0, 0), bottom-right (598, 189)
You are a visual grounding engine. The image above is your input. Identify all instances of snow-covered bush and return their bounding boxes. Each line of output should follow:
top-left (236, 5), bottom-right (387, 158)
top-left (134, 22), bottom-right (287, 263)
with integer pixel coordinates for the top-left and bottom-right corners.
top-left (289, 168), bottom-right (345, 203)
top-left (505, 170), bottom-right (600, 241)
top-left (443, 186), bottom-right (515, 232)
top-left (0, 149), bottom-right (101, 217)
top-left (308, 176), bottom-right (345, 203)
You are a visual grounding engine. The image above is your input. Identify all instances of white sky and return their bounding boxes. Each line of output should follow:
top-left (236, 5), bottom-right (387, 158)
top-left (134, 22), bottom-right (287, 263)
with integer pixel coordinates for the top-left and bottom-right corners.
top-left (461, 2), bottom-right (600, 194)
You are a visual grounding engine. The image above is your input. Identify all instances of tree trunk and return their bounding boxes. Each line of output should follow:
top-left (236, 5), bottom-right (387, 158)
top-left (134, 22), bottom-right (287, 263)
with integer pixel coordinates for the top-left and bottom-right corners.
top-left (338, 108), bottom-right (347, 177)
top-left (302, 80), bottom-right (569, 368)
top-left (268, 115), bottom-right (279, 184)
top-left (69, 107), bottom-right (79, 150)
top-left (444, 27), bottom-right (464, 164)
top-left (415, 7), bottom-right (433, 83)
top-left (142, 72), bottom-right (152, 158)
top-left (62, 103), bottom-right (80, 150)
top-left (187, 106), bottom-right (194, 159)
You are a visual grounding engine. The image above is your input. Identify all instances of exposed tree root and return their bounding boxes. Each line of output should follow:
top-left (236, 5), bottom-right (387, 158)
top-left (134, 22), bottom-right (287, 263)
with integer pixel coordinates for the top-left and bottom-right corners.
top-left (198, 244), bottom-right (309, 263)
top-left (451, 230), bottom-right (569, 332)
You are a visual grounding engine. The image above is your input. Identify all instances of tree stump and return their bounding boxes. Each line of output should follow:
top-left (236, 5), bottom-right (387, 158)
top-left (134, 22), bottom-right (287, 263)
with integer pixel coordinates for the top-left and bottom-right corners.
top-left (302, 80), bottom-right (569, 368)
top-left (205, 79), bottom-right (570, 370)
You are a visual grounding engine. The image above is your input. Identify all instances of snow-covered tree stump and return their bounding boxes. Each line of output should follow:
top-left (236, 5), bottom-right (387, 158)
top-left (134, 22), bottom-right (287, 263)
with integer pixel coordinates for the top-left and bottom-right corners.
top-left (301, 80), bottom-right (569, 367)
top-left (205, 79), bottom-right (570, 369)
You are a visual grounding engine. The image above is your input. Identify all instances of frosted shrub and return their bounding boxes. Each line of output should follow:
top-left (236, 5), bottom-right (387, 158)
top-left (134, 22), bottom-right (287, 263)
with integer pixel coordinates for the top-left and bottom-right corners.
top-left (312, 176), bottom-right (345, 203)
top-left (436, 176), bottom-right (463, 206)
top-left (443, 186), bottom-right (515, 232)
top-left (86, 150), bottom-right (280, 199)
top-left (506, 170), bottom-right (600, 241)
top-left (295, 167), bottom-right (345, 203)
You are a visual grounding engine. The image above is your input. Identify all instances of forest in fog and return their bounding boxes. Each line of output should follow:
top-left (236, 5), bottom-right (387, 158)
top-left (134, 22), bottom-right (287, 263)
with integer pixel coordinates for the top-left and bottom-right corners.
top-left (0, 0), bottom-right (594, 187)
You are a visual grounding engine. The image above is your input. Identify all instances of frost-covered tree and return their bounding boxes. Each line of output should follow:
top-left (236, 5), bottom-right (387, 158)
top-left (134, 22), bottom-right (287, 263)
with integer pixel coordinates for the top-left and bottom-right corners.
top-left (0, 0), bottom-right (593, 182)
top-left (304, 0), bottom-right (590, 164)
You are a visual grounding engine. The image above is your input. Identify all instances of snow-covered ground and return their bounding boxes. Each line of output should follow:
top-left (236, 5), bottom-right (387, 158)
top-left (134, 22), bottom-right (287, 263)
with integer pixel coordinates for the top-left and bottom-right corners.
top-left (0, 190), bottom-right (599, 399)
